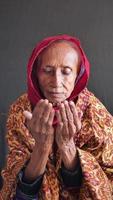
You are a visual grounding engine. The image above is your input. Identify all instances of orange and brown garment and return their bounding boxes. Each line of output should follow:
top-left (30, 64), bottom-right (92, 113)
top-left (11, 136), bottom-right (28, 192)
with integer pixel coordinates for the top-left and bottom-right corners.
top-left (0, 88), bottom-right (113, 200)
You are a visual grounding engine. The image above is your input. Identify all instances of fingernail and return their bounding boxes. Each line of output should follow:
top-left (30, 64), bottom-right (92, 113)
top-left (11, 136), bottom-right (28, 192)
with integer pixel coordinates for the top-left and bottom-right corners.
top-left (64, 100), bottom-right (68, 105)
top-left (61, 103), bottom-right (64, 107)
top-left (45, 99), bottom-right (48, 103)
top-left (40, 99), bottom-right (44, 102)
top-left (69, 101), bottom-right (74, 105)
top-left (49, 103), bottom-right (52, 107)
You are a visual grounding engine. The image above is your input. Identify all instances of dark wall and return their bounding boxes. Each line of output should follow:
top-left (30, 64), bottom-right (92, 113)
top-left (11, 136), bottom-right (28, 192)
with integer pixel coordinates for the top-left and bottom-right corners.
top-left (0, 0), bottom-right (113, 171)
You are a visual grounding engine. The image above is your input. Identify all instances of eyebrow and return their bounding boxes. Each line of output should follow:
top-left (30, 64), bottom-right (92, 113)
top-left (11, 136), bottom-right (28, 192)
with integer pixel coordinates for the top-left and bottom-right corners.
top-left (42, 65), bottom-right (73, 69)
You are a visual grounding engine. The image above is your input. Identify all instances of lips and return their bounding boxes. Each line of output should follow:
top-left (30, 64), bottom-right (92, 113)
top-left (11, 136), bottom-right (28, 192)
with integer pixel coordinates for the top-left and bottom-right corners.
top-left (49, 92), bottom-right (62, 94)
top-left (48, 91), bottom-right (63, 98)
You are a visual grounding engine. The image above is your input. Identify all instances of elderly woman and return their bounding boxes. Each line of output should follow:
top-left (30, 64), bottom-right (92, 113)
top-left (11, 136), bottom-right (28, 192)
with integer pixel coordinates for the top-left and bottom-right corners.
top-left (0, 35), bottom-right (113, 200)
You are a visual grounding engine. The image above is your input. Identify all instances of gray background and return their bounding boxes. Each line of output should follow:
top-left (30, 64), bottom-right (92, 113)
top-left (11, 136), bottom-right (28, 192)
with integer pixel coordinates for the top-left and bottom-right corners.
top-left (0, 0), bottom-right (113, 186)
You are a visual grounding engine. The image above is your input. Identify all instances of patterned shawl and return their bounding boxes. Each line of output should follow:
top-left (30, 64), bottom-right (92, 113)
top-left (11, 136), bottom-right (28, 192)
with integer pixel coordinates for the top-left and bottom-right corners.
top-left (0, 88), bottom-right (113, 199)
top-left (0, 35), bottom-right (113, 199)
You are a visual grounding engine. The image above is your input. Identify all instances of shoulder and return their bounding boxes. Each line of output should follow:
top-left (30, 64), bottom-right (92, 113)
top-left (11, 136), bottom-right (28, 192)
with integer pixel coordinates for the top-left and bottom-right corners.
top-left (84, 88), bottom-right (113, 127)
top-left (85, 88), bottom-right (111, 114)
top-left (9, 93), bottom-right (31, 115)
top-left (7, 93), bottom-right (32, 131)
top-left (6, 93), bottom-right (34, 149)
top-left (82, 88), bottom-right (109, 110)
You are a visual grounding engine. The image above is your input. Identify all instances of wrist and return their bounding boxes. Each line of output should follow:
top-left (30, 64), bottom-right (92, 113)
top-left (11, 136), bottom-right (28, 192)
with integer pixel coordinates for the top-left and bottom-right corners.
top-left (33, 144), bottom-right (50, 155)
top-left (24, 147), bottom-right (49, 181)
top-left (60, 144), bottom-right (78, 171)
top-left (62, 153), bottom-right (78, 171)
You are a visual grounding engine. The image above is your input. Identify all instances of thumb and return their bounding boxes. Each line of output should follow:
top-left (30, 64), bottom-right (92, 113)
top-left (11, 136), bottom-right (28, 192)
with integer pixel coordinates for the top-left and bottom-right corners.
top-left (23, 110), bottom-right (32, 120)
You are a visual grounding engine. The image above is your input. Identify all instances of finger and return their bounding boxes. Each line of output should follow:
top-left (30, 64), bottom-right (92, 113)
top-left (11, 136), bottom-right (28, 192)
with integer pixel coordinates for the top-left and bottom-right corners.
top-left (56, 110), bottom-right (62, 123)
top-left (59, 103), bottom-right (69, 139)
top-left (23, 110), bottom-right (32, 120)
top-left (56, 109), bottom-right (69, 139)
top-left (68, 123), bottom-right (76, 138)
top-left (48, 109), bottom-right (55, 126)
top-left (40, 109), bottom-right (55, 149)
top-left (33, 99), bottom-right (45, 118)
top-left (55, 111), bottom-right (63, 136)
top-left (23, 110), bottom-right (33, 132)
top-left (42, 102), bottom-right (53, 123)
top-left (64, 101), bottom-right (73, 122)
top-left (41, 109), bottom-right (55, 134)
top-left (46, 110), bottom-right (55, 142)
top-left (69, 101), bottom-right (81, 132)
top-left (30, 100), bottom-right (44, 130)
top-left (39, 102), bottom-right (53, 134)
top-left (55, 122), bottom-right (63, 147)
top-left (64, 101), bottom-right (76, 138)
top-left (59, 103), bottom-right (67, 123)
top-left (33, 99), bottom-right (51, 131)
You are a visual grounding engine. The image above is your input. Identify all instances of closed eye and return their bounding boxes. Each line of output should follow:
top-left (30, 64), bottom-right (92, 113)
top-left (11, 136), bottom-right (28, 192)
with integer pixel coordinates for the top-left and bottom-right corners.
top-left (42, 65), bottom-right (53, 74)
top-left (62, 67), bottom-right (72, 75)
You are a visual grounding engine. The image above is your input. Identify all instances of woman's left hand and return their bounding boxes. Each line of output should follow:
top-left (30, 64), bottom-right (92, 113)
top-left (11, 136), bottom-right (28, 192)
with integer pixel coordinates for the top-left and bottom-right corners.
top-left (55, 100), bottom-right (81, 171)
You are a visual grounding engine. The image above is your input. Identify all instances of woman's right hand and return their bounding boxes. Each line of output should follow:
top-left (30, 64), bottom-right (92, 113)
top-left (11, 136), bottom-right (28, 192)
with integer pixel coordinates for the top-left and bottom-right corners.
top-left (23, 99), bottom-right (55, 180)
top-left (24, 99), bottom-right (55, 153)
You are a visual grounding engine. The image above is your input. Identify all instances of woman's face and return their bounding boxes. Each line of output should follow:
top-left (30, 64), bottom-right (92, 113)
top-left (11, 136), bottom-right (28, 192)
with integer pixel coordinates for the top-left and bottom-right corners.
top-left (37, 41), bottom-right (80, 103)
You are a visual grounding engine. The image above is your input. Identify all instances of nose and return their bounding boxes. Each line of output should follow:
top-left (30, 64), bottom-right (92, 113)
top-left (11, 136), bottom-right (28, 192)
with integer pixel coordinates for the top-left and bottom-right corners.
top-left (52, 70), bottom-right (62, 87)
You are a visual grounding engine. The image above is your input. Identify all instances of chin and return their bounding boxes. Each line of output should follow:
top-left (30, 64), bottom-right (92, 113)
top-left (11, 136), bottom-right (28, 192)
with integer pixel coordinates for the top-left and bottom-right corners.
top-left (47, 96), bottom-right (67, 104)
top-left (49, 98), bottom-right (62, 104)
top-left (44, 92), bottom-right (69, 103)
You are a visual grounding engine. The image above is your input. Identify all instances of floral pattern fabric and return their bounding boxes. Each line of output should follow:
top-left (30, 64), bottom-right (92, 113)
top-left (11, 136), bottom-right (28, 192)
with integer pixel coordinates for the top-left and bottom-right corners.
top-left (0, 88), bottom-right (113, 200)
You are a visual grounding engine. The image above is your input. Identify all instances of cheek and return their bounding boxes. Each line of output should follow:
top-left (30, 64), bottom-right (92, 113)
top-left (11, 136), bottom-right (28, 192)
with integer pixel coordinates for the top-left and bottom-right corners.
top-left (37, 72), bottom-right (50, 89)
top-left (37, 68), bottom-right (44, 78)
top-left (64, 74), bottom-right (77, 89)
top-left (37, 70), bottom-right (44, 86)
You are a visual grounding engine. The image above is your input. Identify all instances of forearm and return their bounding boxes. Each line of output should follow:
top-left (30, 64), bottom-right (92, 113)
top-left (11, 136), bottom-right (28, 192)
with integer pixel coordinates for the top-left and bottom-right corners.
top-left (60, 144), bottom-right (83, 187)
top-left (61, 149), bottom-right (78, 171)
top-left (24, 145), bottom-right (49, 181)
top-left (60, 140), bottom-right (78, 171)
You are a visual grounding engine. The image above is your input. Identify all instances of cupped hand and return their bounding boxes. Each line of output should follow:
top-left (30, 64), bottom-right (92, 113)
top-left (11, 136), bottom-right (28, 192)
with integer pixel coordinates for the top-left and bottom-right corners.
top-left (55, 100), bottom-right (81, 170)
top-left (24, 99), bottom-right (55, 153)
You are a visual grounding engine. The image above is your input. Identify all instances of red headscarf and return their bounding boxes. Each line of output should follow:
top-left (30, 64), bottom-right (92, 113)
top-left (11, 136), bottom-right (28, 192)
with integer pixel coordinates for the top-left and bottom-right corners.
top-left (27, 34), bottom-right (90, 106)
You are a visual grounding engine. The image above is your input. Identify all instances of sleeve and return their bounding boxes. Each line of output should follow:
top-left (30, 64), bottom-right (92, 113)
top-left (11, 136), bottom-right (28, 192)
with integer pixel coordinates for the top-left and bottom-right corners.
top-left (16, 168), bottom-right (43, 197)
top-left (14, 189), bottom-right (38, 200)
top-left (60, 159), bottom-right (82, 188)
top-left (0, 94), bottom-right (35, 200)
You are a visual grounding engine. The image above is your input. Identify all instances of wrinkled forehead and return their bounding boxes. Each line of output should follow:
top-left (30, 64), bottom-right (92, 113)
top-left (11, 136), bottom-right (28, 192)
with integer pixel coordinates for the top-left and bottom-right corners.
top-left (36, 39), bottom-right (82, 67)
